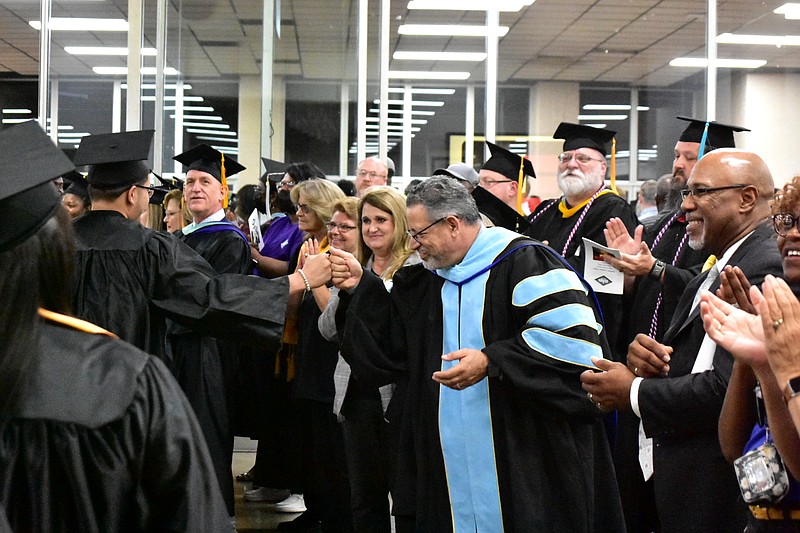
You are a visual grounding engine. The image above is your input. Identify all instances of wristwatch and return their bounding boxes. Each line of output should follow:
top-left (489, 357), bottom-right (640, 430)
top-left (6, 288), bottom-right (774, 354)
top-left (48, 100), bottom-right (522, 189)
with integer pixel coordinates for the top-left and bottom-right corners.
top-left (648, 259), bottom-right (666, 281)
top-left (782, 375), bottom-right (800, 404)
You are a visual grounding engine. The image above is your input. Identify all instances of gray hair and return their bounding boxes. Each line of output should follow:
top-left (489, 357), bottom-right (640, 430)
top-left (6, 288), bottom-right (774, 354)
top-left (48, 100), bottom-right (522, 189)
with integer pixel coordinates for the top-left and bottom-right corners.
top-left (639, 179), bottom-right (658, 203)
top-left (406, 176), bottom-right (481, 224)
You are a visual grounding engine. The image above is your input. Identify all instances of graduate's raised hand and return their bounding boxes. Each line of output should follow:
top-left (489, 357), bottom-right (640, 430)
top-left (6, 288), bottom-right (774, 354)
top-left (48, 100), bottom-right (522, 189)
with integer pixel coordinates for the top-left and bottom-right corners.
top-left (604, 217), bottom-right (643, 255)
top-left (602, 241), bottom-right (657, 278)
top-left (432, 349), bottom-right (488, 391)
top-left (297, 238), bottom-right (320, 270)
top-left (299, 252), bottom-right (331, 288)
top-left (627, 333), bottom-right (671, 377)
top-left (329, 247), bottom-right (363, 291)
top-left (716, 265), bottom-right (756, 314)
top-left (757, 276), bottom-right (800, 383)
top-left (700, 289), bottom-right (766, 368)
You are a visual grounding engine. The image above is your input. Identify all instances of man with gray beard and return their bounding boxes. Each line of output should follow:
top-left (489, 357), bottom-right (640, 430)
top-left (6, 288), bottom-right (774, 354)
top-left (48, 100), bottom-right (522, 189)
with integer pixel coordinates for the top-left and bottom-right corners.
top-left (525, 122), bottom-right (638, 360)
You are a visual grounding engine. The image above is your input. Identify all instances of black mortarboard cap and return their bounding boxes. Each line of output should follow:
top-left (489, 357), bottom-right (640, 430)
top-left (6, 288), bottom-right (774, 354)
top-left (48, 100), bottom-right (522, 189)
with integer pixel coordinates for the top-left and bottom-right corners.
top-left (155, 174), bottom-right (184, 192)
top-left (261, 157), bottom-right (287, 182)
top-left (481, 141), bottom-right (536, 181)
top-left (676, 116), bottom-right (749, 150)
top-left (0, 121), bottom-right (75, 252)
top-left (173, 144), bottom-right (245, 182)
top-left (553, 122), bottom-right (616, 156)
top-left (73, 130), bottom-right (154, 189)
top-left (63, 171), bottom-right (90, 200)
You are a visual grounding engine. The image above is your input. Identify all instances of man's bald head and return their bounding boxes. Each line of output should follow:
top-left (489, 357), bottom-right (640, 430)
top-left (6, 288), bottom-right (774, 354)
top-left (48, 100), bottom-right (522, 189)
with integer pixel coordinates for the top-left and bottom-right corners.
top-left (683, 149), bottom-right (774, 255)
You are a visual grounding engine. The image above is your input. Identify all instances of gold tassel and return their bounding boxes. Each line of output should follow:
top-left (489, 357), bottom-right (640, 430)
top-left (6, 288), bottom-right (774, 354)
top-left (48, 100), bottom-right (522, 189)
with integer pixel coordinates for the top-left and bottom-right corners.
top-left (516, 156), bottom-right (524, 215)
top-left (610, 137), bottom-right (617, 194)
top-left (221, 152), bottom-right (228, 209)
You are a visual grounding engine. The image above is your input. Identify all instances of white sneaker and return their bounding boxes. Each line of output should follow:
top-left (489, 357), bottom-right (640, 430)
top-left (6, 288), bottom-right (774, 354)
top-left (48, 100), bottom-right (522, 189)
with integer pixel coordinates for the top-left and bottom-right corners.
top-left (244, 486), bottom-right (291, 502)
top-left (274, 493), bottom-right (306, 513)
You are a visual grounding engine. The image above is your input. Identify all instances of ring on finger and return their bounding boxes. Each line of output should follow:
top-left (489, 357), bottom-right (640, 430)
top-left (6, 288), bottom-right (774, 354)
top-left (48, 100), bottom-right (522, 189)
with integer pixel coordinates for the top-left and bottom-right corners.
top-left (634, 367), bottom-right (639, 376)
top-left (773, 318), bottom-right (785, 330)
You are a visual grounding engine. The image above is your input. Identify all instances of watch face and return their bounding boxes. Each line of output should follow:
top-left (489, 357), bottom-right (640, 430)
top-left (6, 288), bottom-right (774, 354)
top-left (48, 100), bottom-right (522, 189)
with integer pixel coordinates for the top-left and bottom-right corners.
top-left (784, 376), bottom-right (800, 404)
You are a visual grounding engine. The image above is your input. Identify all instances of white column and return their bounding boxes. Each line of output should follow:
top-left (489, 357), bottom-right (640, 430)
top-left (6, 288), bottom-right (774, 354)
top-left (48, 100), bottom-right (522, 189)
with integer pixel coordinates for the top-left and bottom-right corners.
top-left (484, 8), bottom-right (499, 153)
top-left (238, 75), bottom-right (263, 186)
top-left (465, 85), bottom-right (475, 166)
top-left (356, 0), bottom-right (368, 164)
top-left (340, 83), bottom-right (350, 178)
top-left (38, 0), bottom-right (52, 132)
top-left (379, 0), bottom-right (390, 160)
top-left (402, 83), bottom-right (412, 181)
top-left (261, 0), bottom-right (275, 157)
top-left (706, 0), bottom-right (717, 120)
top-left (126, 0), bottom-right (143, 130)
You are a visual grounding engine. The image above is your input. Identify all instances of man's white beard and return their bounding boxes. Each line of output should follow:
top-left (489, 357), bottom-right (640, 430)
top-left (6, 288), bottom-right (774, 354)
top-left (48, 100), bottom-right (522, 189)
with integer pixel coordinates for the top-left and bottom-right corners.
top-left (557, 167), bottom-right (603, 199)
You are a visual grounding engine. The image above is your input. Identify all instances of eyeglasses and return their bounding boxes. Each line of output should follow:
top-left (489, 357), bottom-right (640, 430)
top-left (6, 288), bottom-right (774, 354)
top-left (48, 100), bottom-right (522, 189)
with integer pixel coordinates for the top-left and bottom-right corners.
top-left (326, 221), bottom-right (357, 233)
top-left (294, 203), bottom-right (311, 214)
top-left (135, 184), bottom-right (160, 198)
top-left (280, 180), bottom-right (295, 188)
top-left (407, 216), bottom-right (447, 243)
top-left (679, 184), bottom-right (748, 201)
top-left (558, 152), bottom-right (605, 165)
top-left (773, 214), bottom-right (800, 236)
top-left (479, 178), bottom-right (513, 188)
top-left (357, 169), bottom-right (387, 180)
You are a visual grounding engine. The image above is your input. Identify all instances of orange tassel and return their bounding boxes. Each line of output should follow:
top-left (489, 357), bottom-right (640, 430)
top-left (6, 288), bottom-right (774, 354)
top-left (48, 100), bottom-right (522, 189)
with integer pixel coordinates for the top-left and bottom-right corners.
top-left (221, 152), bottom-right (228, 209)
top-left (610, 138), bottom-right (617, 195)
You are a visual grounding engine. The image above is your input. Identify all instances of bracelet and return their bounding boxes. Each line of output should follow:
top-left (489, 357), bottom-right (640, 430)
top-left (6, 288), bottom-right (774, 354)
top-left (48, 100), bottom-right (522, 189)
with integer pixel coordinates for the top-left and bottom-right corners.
top-left (297, 268), bottom-right (311, 291)
top-left (783, 375), bottom-right (800, 404)
top-left (648, 259), bottom-right (666, 281)
top-left (252, 257), bottom-right (259, 265)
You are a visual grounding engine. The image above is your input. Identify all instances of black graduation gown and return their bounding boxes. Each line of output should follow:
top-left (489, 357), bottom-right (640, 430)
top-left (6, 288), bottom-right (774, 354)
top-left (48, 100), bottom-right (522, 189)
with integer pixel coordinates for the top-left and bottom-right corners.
top-left (525, 192), bottom-right (639, 360)
top-left (338, 231), bottom-right (624, 532)
top-left (0, 315), bottom-right (229, 532)
top-left (472, 186), bottom-right (530, 233)
top-left (168, 221), bottom-right (251, 517)
top-left (71, 210), bottom-right (289, 360)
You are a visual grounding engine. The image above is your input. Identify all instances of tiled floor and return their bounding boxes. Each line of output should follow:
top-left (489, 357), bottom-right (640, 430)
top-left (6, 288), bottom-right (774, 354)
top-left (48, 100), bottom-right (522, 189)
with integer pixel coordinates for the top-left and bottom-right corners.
top-left (232, 437), bottom-right (302, 533)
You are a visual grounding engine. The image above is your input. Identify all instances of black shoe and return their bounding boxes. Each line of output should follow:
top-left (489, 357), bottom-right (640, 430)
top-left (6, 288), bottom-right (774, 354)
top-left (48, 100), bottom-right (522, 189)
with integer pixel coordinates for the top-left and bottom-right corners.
top-left (276, 512), bottom-right (321, 532)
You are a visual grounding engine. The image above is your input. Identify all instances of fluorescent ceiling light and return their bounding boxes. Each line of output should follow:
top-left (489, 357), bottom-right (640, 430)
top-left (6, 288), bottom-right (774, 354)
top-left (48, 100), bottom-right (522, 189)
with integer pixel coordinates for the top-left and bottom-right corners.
top-left (577, 114), bottom-right (627, 120)
top-left (181, 122), bottom-right (230, 129)
top-left (388, 87), bottom-right (455, 95)
top-left (393, 51), bottom-right (487, 61)
top-left (215, 147), bottom-right (239, 154)
top-left (408, 0), bottom-right (534, 11)
top-left (669, 57), bottom-right (766, 68)
top-left (142, 96), bottom-right (204, 102)
top-left (3, 108), bottom-right (32, 114)
top-left (122, 84), bottom-right (192, 90)
top-left (716, 33), bottom-right (800, 46)
top-left (46, 125), bottom-right (74, 130)
top-left (30, 18), bottom-right (128, 32)
top-left (374, 99), bottom-right (445, 106)
top-left (582, 123), bottom-right (607, 128)
top-left (65, 46), bottom-right (157, 56)
top-left (93, 66), bottom-right (180, 75)
top-left (169, 115), bottom-right (222, 121)
top-left (2, 118), bottom-right (32, 124)
top-left (398, 24), bottom-right (509, 37)
top-left (365, 125), bottom-right (422, 132)
top-left (775, 3), bottom-right (800, 19)
top-left (195, 136), bottom-right (240, 143)
top-left (58, 132), bottom-right (91, 138)
top-left (388, 71), bottom-right (470, 80)
top-left (186, 129), bottom-right (237, 136)
top-left (582, 104), bottom-right (649, 111)
top-left (365, 117), bottom-right (428, 125)
top-left (163, 106), bottom-right (213, 112)
top-left (370, 108), bottom-right (436, 116)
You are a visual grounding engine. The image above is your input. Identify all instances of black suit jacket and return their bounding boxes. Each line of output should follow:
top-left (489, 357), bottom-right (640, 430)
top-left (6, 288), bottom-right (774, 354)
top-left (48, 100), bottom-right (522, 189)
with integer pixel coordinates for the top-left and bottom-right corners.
top-left (637, 222), bottom-right (782, 533)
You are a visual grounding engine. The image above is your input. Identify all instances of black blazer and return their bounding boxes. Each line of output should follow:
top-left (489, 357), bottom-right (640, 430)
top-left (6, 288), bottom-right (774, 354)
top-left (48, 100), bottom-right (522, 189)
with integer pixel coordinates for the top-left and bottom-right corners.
top-left (638, 222), bottom-right (782, 533)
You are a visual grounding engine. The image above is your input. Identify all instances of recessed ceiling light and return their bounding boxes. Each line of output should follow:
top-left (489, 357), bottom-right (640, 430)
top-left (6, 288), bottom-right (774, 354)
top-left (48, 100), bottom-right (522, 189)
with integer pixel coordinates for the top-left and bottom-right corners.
top-left (408, 0), bottom-right (534, 11)
top-left (775, 3), bottom-right (800, 19)
top-left (388, 71), bottom-right (470, 80)
top-left (398, 24), bottom-right (509, 37)
top-left (30, 18), bottom-right (129, 32)
top-left (716, 33), bottom-right (800, 46)
top-left (374, 99), bottom-right (445, 106)
top-left (577, 114), bottom-right (627, 120)
top-left (93, 66), bottom-right (180, 75)
top-left (66, 46), bottom-right (157, 56)
top-left (669, 57), bottom-right (766, 68)
top-left (393, 51), bottom-right (487, 61)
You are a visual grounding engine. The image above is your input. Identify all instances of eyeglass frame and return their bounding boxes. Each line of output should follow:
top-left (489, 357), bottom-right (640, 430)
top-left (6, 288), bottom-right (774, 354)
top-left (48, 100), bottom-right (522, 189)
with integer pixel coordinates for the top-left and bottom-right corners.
top-left (557, 152), bottom-right (605, 165)
top-left (325, 221), bottom-right (357, 233)
top-left (679, 184), bottom-right (748, 201)
top-left (478, 177), bottom-right (514, 188)
top-left (293, 203), bottom-right (312, 214)
top-left (407, 216), bottom-right (447, 243)
top-left (356, 169), bottom-right (388, 180)
top-left (772, 213), bottom-right (800, 236)
top-left (134, 183), bottom-right (161, 198)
